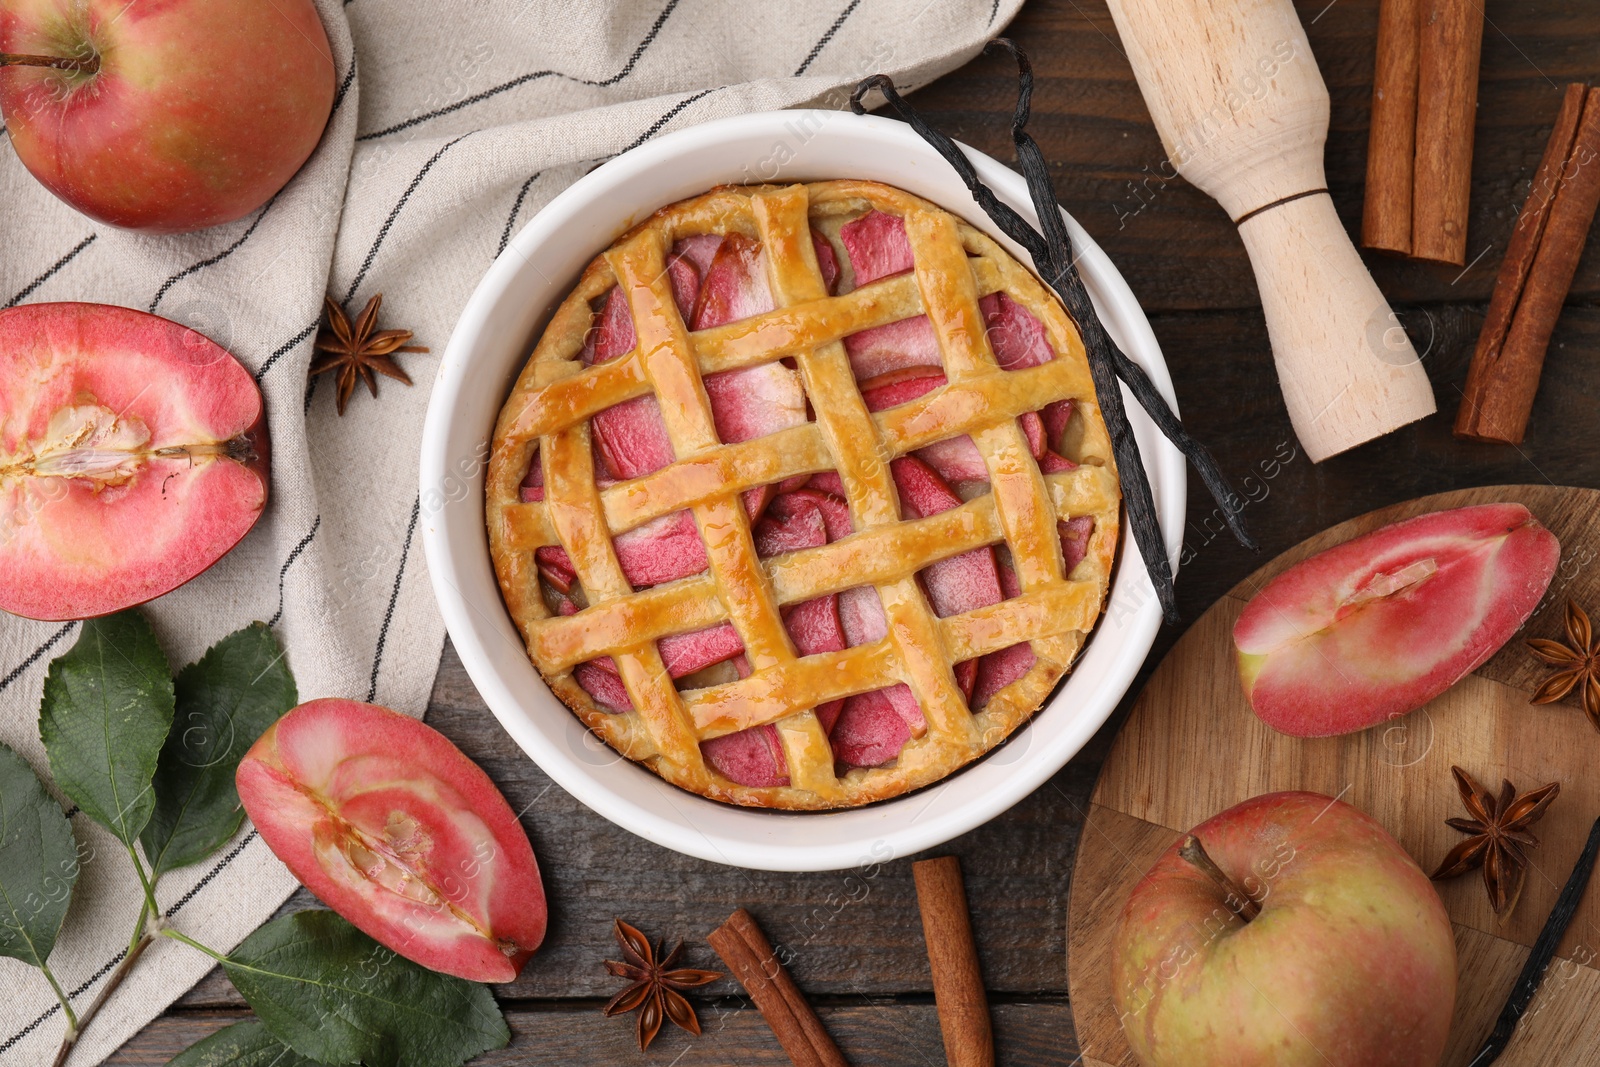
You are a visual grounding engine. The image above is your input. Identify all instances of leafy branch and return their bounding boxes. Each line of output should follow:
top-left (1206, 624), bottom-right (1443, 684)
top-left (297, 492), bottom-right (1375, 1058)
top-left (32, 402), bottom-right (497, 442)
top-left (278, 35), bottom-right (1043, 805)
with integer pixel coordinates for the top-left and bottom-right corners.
top-left (4, 610), bottom-right (510, 1067)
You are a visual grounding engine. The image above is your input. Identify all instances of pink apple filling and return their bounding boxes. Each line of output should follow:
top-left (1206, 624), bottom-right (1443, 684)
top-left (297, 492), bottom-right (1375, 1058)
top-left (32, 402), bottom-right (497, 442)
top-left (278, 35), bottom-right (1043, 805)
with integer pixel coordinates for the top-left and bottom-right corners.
top-left (533, 210), bottom-right (1090, 785)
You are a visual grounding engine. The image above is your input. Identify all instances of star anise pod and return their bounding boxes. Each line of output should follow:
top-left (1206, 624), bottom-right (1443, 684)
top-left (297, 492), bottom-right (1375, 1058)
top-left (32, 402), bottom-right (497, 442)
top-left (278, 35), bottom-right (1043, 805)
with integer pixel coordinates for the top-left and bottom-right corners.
top-left (1527, 600), bottom-right (1600, 732)
top-left (601, 919), bottom-right (722, 1051)
top-left (1431, 765), bottom-right (1560, 919)
top-left (311, 293), bottom-right (429, 415)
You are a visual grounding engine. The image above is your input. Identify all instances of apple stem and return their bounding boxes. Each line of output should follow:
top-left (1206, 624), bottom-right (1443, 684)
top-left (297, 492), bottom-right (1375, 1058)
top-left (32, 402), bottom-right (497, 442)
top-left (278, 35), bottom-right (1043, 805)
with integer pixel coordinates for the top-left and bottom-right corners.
top-left (50, 924), bottom-right (153, 1067)
top-left (0, 52), bottom-right (99, 74)
top-left (1178, 834), bottom-right (1261, 922)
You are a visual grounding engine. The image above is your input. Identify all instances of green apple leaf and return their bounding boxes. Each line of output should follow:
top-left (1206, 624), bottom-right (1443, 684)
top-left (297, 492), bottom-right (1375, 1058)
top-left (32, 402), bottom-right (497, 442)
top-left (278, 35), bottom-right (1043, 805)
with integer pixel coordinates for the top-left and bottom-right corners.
top-left (0, 742), bottom-right (80, 970)
top-left (38, 612), bottom-right (174, 849)
top-left (141, 623), bottom-right (296, 877)
top-left (222, 910), bottom-right (510, 1067)
top-left (166, 1020), bottom-right (331, 1066)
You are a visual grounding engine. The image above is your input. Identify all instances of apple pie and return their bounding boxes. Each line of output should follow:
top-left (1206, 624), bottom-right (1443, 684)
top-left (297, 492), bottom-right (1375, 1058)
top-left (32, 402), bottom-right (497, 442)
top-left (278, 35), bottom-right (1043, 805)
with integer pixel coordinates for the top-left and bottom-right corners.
top-left (486, 179), bottom-right (1120, 810)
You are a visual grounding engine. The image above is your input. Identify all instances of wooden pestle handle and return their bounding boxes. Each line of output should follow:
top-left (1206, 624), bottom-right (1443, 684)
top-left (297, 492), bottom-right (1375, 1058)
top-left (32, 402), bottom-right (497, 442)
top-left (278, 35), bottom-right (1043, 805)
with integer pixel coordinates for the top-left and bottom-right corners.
top-left (1237, 192), bottom-right (1436, 459)
top-left (1104, 0), bottom-right (1435, 460)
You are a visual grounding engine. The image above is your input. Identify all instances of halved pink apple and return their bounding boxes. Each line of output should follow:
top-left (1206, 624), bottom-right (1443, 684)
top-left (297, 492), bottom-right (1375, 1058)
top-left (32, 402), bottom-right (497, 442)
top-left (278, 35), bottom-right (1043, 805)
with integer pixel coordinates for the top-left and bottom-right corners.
top-left (1235, 503), bottom-right (1560, 737)
top-left (236, 699), bottom-right (547, 983)
top-left (0, 302), bottom-right (267, 620)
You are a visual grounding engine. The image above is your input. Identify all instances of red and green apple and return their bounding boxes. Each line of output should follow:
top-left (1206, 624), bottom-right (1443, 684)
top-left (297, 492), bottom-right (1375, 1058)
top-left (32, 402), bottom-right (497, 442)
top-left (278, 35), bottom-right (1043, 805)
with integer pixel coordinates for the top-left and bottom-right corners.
top-left (1113, 791), bottom-right (1456, 1067)
top-left (1235, 503), bottom-right (1560, 737)
top-left (0, 0), bottom-right (335, 233)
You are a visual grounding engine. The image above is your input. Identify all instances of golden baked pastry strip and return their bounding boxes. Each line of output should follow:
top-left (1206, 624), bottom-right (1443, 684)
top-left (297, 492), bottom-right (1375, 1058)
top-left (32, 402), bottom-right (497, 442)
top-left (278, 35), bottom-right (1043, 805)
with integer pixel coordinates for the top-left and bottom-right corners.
top-left (756, 185), bottom-right (973, 757)
top-left (540, 419), bottom-right (712, 788)
top-left (499, 259), bottom-right (1011, 445)
top-left (525, 464), bottom-right (1118, 669)
top-left (486, 179), bottom-right (1121, 807)
top-left (499, 355), bottom-right (1088, 547)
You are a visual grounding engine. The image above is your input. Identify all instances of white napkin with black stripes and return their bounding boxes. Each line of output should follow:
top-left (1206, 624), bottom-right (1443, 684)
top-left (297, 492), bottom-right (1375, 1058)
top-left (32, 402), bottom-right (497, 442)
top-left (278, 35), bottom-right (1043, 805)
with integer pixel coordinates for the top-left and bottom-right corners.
top-left (0, 0), bottom-right (1019, 1061)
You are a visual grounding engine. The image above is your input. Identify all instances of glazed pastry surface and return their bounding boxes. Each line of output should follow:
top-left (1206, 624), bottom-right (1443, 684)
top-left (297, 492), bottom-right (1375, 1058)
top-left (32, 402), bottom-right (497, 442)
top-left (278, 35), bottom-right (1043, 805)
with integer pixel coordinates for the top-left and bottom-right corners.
top-left (487, 179), bottom-right (1120, 809)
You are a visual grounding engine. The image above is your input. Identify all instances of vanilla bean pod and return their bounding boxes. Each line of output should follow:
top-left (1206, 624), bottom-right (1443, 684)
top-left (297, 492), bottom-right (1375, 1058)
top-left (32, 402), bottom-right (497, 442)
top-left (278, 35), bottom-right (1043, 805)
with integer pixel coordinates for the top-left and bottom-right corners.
top-left (1472, 815), bottom-right (1600, 1064)
top-left (997, 42), bottom-right (1256, 563)
top-left (851, 45), bottom-right (1256, 623)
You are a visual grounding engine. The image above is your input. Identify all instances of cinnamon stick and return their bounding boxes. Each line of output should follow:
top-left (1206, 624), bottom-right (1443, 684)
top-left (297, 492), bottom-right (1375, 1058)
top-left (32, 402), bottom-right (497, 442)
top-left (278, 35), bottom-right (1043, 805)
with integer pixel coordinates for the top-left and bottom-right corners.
top-left (1363, 0), bottom-right (1420, 254)
top-left (1456, 85), bottom-right (1600, 444)
top-left (707, 908), bottom-right (848, 1067)
top-left (1412, 0), bottom-right (1485, 265)
top-left (912, 857), bottom-right (994, 1067)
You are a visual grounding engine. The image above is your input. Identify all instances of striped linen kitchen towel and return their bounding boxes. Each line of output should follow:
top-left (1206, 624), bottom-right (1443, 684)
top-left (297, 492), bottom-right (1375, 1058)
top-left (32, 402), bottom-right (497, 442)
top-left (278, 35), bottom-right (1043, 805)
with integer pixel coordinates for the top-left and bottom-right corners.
top-left (0, 0), bottom-right (1020, 1062)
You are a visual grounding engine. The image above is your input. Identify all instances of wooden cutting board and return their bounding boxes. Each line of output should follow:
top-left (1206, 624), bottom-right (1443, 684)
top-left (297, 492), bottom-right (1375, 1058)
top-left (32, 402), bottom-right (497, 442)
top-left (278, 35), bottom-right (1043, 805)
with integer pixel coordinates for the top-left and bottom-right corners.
top-left (1066, 485), bottom-right (1600, 1067)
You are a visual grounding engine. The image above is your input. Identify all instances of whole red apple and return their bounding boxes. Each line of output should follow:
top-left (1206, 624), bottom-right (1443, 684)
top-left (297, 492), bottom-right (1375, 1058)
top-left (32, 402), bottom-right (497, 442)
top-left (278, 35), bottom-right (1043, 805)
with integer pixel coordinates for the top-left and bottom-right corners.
top-left (0, 0), bottom-right (335, 233)
top-left (1112, 792), bottom-right (1456, 1067)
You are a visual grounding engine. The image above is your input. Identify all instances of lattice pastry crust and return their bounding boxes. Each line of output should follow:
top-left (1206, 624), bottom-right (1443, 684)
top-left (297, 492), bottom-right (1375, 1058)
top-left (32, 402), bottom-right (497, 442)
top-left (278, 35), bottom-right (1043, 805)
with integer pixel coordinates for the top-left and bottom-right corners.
top-left (487, 179), bottom-right (1121, 810)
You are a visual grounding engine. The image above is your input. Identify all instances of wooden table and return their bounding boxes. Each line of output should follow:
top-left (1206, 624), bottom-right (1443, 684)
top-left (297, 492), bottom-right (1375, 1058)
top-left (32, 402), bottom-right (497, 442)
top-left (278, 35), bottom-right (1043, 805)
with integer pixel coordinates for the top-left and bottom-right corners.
top-left (111, 1), bottom-right (1600, 1062)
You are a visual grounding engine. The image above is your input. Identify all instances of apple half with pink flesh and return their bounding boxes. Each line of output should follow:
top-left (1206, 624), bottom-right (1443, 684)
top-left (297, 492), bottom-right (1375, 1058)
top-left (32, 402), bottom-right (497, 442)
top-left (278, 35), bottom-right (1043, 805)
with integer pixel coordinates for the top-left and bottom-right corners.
top-left (0, 302), bottom-right (268, 621)
top-left (1234, 502), bottom-right (1560, 737)
top-left (0, 0), bottom-right (335, 233)
top-left (1113, 791), bottom-right (1456, 1067)
top-left (237, 698), bottom-right (547, 983)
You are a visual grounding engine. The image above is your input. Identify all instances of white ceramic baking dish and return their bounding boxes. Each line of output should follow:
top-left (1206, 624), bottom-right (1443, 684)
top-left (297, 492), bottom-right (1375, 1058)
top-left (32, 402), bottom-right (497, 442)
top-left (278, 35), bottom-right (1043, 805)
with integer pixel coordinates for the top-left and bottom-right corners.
top-left (419, 108), bottom-right (1186, 872)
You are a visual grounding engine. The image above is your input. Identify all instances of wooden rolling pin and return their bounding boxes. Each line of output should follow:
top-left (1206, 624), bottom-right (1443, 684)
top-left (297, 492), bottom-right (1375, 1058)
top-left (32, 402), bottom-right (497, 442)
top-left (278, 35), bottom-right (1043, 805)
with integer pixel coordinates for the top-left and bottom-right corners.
top-left (1103, 0), bottom-right (1436, 462)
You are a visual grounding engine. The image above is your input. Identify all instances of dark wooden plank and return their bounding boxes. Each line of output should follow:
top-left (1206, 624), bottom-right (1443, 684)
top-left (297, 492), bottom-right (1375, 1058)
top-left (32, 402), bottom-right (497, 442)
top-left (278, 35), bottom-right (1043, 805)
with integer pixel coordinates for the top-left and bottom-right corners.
top-left (1147, 303), bottom-right (1600, 622)
top-left (912, 0), bottom-right (1600, 312)
top-left (109, 1002), bottom-right (1076, 1065)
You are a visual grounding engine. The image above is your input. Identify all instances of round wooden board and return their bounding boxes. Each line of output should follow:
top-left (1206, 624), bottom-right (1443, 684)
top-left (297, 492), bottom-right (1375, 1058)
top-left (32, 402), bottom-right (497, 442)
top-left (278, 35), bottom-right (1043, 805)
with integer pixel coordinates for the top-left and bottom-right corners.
top-left (1066, 485), bottom-right (1600, 1067)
